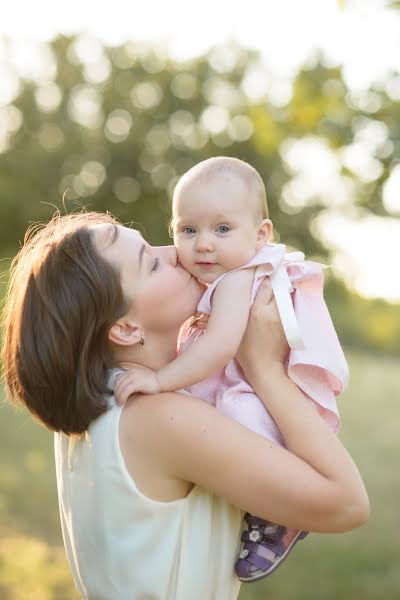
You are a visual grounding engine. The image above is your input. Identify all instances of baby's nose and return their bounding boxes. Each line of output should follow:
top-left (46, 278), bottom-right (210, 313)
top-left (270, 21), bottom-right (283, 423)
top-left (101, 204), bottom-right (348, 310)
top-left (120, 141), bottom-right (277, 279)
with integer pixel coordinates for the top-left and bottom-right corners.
top-left (195, 234), bottom-right (213, 251)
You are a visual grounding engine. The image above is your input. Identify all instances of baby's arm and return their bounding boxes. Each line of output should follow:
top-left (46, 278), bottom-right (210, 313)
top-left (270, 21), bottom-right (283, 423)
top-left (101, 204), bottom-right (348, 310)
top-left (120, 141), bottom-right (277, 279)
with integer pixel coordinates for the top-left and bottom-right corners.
top-left (115, 268), bottom-right (255, 403)
top-left (157, 268), bottom-right (255, 391)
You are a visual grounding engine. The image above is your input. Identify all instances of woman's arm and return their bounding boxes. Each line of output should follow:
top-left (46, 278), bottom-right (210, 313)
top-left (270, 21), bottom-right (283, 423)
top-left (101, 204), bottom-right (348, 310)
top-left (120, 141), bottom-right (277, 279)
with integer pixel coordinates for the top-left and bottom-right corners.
top-left (121, 280), bottom-right (369, 532)
top-left (115, 269), bottom-right (254, 401)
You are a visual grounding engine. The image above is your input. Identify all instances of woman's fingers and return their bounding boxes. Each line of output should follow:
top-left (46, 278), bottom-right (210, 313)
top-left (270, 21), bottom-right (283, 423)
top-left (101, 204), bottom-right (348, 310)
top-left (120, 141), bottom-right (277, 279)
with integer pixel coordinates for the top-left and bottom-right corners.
top-left (250, 277), bottom-right (280, 323)
top-left (253, 277), bottom-right (274, 306)
top-left (237, 275), bottom-right (289, 376)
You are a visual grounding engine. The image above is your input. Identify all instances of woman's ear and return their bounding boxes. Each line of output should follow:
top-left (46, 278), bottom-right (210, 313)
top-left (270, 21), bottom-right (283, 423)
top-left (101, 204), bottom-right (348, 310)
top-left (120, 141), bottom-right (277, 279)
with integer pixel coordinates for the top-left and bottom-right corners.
top-left (256, 219), bottom-right (273, 249)
top-left (108, 319), bottom-right (144, 347)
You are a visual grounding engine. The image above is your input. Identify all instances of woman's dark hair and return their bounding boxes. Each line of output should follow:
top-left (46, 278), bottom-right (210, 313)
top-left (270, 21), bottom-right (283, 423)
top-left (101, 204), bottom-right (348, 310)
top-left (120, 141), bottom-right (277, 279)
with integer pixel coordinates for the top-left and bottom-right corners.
top-left (2, 211), bottom-right (128, 435)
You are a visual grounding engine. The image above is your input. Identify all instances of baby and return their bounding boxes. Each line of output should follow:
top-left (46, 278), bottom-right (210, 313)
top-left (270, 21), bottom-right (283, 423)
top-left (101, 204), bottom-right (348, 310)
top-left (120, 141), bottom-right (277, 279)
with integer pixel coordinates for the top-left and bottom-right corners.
top-left (116, 156), bottom-right (349, 583)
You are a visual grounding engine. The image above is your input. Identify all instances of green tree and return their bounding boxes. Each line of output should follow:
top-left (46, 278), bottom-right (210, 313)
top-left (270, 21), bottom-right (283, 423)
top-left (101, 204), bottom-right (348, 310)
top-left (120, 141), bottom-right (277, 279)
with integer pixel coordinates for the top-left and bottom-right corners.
top-left (1, 34), bottom-right (399, 353)
top-left (0, 35), bottom-right (395, 253)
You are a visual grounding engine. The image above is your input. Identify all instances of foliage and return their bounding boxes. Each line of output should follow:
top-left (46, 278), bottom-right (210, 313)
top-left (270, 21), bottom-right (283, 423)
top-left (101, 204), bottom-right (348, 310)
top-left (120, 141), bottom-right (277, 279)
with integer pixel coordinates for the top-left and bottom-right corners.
top-left (0, 533), bottom-right (79, 600)
top-left (0, 35), bottom-right (400, 353)
top-left (326, 277), bottom-right (400, 355)
top-left (0, 35), bottom-right (397, 253)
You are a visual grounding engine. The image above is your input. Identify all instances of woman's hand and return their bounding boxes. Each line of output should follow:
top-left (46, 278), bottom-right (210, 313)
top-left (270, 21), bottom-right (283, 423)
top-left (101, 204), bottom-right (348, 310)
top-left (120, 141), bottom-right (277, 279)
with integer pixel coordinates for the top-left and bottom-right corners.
top-left (236, 278), bottom-right (289, 381)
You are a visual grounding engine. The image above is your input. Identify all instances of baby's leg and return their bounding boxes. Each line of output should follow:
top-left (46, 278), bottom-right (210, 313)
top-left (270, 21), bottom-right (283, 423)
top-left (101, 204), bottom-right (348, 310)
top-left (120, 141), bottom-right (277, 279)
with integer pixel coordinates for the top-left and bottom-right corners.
top-left (216, 386), bottom-right (309, 583)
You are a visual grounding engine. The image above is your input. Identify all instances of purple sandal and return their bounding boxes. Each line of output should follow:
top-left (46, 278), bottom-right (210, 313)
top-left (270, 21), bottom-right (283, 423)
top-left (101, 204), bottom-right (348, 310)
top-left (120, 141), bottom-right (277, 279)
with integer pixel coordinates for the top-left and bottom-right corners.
top-left (235, 513), bottom-right (308, 583)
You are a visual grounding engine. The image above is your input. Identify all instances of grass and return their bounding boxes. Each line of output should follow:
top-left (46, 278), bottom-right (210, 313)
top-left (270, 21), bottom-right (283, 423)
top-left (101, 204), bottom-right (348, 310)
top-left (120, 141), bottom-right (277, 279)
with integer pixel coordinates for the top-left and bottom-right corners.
top-left (0, 349), bottom-right (398, 599)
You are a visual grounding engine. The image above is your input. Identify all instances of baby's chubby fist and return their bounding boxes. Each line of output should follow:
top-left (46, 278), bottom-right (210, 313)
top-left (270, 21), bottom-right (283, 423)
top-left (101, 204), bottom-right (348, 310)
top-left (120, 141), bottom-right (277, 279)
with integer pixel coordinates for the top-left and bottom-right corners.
top-left (114, 365), bottom-right (161, 405)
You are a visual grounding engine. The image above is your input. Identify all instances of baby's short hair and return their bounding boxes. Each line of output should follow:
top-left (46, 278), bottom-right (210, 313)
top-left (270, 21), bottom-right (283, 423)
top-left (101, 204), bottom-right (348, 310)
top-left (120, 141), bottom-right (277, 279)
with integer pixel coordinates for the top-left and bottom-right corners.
top-left (173, 156), bottom-right (269, 221)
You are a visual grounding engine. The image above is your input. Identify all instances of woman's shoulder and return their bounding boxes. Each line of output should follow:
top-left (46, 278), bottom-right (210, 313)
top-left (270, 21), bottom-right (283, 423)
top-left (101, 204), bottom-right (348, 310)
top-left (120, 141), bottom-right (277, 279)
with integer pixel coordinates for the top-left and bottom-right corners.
top-left (119, 392), bottom-right (196, 500)
top-left (121, 390), bottom-right (206, 432)
top-left (120, 390), bottom-right (223, 472)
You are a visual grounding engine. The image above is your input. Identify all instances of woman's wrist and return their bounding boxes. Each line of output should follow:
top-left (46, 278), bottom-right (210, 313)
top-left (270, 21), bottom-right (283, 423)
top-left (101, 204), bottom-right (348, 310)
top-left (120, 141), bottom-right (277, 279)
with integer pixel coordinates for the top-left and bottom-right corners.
top-left (244, 360), bottom-right (287, 394)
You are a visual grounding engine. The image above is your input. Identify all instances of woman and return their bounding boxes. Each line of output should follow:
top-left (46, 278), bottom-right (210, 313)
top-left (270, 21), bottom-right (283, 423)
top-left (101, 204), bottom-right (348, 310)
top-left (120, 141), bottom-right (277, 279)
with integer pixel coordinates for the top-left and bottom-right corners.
top-left (2, 212), bottom-right (369, 600)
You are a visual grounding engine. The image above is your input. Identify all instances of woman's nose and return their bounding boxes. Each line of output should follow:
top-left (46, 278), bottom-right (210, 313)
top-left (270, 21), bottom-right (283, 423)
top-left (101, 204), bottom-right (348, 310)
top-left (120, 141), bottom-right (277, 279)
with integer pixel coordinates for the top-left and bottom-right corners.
top-left (157, 245), bottom-right (178, 266)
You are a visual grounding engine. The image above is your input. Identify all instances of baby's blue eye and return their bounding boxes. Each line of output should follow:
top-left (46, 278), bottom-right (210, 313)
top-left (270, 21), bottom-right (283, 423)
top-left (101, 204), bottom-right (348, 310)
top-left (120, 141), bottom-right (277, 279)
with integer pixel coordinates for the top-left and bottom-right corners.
top-left (182, 227), bottom-right (196, 234)
top-left (216, 225), bottom-right (230, 234)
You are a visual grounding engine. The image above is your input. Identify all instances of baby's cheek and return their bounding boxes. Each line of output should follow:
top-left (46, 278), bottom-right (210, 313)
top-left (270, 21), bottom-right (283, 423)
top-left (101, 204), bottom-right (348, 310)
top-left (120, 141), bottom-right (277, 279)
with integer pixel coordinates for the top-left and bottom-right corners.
top-left (229, 242), bottom-right (256, 268)
top-left (175, 244), bottom-right (191, 270)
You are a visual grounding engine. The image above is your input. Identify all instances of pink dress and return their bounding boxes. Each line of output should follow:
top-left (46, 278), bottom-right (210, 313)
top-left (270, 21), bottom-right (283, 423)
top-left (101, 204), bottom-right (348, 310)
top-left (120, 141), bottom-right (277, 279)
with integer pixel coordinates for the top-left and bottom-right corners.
top-left (178, 244), bottom-right (348, 447)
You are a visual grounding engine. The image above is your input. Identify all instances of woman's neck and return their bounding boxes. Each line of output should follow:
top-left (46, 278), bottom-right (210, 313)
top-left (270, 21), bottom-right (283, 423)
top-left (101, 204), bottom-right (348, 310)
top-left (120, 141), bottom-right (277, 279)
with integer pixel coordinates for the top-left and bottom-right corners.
top-left (114, 327), bottom-right (180, 372)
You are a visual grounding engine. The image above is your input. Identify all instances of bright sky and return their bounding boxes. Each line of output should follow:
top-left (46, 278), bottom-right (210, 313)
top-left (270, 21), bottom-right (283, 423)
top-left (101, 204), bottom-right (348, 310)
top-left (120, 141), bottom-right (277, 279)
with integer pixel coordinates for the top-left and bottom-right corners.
top-left (1, 0), bottom-right (400, 301)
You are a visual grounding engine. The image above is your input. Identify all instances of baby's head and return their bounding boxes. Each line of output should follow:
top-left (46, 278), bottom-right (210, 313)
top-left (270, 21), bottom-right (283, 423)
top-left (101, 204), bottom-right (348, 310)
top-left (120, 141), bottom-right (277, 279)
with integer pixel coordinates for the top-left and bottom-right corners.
top-left (171, 156), bottom-right (272, 284)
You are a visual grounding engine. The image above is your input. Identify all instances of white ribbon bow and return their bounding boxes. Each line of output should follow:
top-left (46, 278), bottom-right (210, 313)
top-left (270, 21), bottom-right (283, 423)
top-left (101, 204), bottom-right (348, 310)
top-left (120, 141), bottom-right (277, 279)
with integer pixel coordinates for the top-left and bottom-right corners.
top-left (270, 251), bottom-right (305, 350)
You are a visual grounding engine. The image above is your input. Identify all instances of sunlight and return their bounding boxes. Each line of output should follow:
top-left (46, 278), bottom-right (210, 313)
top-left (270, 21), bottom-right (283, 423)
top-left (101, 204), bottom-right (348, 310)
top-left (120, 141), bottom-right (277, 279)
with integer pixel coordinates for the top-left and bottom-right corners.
top-left (0, 0), bottom-right (399, 301)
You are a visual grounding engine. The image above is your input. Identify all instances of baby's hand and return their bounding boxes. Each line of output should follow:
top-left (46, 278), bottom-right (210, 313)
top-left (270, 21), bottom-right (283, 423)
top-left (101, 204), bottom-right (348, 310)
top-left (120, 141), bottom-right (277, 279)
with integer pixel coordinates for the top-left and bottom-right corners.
top-left (114, 366), bottom-right (161, 405)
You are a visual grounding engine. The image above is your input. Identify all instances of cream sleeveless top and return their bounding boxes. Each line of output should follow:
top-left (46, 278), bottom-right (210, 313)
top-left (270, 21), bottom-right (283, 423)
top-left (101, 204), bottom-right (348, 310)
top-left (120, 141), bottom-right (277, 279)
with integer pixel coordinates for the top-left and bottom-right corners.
top-left (54, 374), bottom-right (242, 600)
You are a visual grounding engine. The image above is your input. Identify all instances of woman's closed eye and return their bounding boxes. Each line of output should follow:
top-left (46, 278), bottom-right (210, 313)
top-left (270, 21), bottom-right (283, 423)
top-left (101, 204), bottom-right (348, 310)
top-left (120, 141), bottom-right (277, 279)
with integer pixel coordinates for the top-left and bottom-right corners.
top-left (152, 257), bottom-right (160, 272)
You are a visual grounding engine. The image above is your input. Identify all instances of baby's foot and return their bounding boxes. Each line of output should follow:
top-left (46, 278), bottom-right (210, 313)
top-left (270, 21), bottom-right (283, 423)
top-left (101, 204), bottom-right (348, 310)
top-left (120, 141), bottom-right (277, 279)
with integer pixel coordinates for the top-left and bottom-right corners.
top-left (235, 513), bottom-right (308, 583)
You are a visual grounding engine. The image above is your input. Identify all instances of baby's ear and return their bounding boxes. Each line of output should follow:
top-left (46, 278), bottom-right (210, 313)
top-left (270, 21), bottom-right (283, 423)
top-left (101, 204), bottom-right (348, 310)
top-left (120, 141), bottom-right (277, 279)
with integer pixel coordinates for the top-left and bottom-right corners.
top-left (256, 219), bottom-right (273, 249)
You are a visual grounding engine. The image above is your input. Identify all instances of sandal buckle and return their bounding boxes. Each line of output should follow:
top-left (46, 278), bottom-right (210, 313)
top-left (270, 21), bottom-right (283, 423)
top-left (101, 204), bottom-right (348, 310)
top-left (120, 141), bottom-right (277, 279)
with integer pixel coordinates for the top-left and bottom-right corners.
top-left (249, 530), bottom-right (262, 542)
